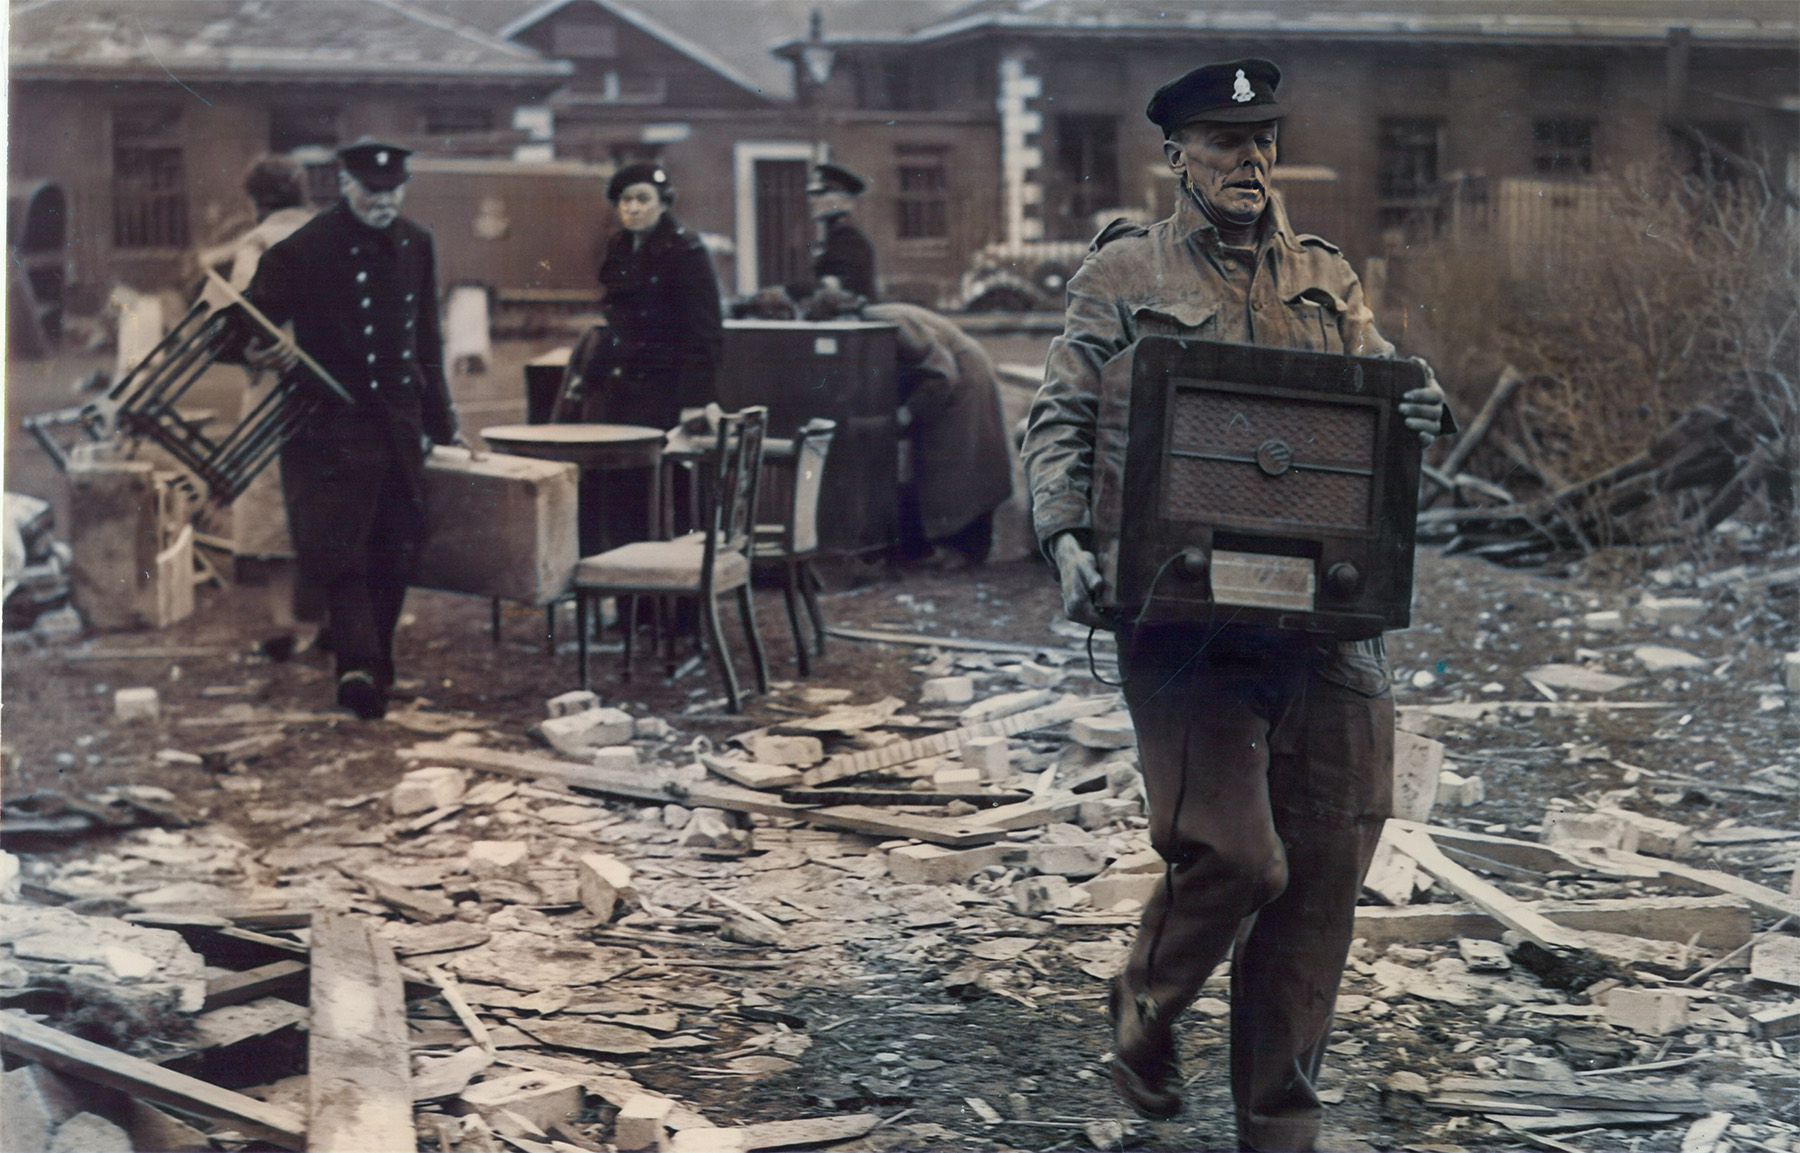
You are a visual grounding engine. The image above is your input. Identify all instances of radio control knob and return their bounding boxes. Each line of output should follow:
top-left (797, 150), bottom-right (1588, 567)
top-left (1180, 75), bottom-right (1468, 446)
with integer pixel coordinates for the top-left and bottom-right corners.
top-left (1177, 547), bottom-right (1209, 581)
top-left (1326, 562), bottom-right (1362, 597)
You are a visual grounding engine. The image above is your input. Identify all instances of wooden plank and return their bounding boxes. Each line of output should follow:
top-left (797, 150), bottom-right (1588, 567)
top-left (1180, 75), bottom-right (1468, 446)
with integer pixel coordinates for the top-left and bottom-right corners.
top-left (1595, 850), bottom-right (1800, 920)
top-left (700, 753), bottom-right (803, 790)
top-left (779, 787), bottom-right (1033, 808)
top-left (803, 695), bottom-right (1116, 787)
top-left (826, 625), bottom-right (1052, 656)
top-left (1387, 825), bottom-right (1588, 953)
top-left (740, 1113), bottom-right (882, 1150)
top-left (204, 959), bottom-right (308, 1011)
top-left (967, 793), bottom-right (1083, 831)
top-left (0, 1013), bottom-right (306, 1149)
top-left (307, 913), bottom-right (413, 1152)
top-left (800, 805), bottom-right (1008, 847)
top-left (1354, 896), bottom-right (1754, 952)
top-left (399, 743), bottom-right (674, 802)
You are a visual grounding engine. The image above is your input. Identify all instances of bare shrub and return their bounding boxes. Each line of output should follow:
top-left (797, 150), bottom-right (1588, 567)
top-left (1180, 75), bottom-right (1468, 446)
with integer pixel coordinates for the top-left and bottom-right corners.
top-left (1391, 165), bottom-right (1797, 553)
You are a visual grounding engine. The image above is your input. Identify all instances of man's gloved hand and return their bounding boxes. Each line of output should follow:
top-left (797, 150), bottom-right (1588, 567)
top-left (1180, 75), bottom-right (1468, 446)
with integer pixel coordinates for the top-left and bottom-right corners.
top-left (1051, 531), bottom-right (1109, 629)
top-left (1399, 357), bottom-right (1447, 444)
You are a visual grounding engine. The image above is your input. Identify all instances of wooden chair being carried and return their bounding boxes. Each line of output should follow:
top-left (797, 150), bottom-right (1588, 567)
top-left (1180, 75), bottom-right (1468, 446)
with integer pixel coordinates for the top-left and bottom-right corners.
top-left (751, 418), bottom-right (835, 676)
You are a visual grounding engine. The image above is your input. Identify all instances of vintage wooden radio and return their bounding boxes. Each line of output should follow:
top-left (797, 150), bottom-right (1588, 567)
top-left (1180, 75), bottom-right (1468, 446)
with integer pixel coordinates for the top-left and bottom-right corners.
top-left (1092, 337), bottom-right (1425, 638)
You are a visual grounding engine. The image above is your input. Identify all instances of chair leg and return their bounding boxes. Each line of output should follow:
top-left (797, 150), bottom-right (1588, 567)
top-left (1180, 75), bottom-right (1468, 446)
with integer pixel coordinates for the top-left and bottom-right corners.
top-left (491, 597), bottom-right (502, 645)
top-left (779, 564), bottom-right (809, 678)
top-left (576, 593), bottom-right (590, 691)
top-left (799, 559), bottom-right (827, 656)
top-left (736, 583), bottom-right (769, 695)
top-left (702, 591), bottom-right (741, 713)
top-left (621, 595), bottom-right (636, 683)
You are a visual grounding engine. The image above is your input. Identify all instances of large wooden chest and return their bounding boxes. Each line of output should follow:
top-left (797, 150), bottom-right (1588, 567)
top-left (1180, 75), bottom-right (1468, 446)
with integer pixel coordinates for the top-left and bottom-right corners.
top-left (416, 447), bottom-right (578, 606)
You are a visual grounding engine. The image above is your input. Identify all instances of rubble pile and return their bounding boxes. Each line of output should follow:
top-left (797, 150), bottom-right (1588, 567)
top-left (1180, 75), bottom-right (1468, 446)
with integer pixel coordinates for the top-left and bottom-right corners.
top-left (3, 491), bottom-right (78, 639)
top-left (1, 569), bottom-right (1795, 1151)
top-left (1417, 369), bottom-right (1797, 568)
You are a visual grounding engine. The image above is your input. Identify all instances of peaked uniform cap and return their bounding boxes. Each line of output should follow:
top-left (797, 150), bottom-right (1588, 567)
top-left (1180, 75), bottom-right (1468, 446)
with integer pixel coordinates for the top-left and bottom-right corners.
top-left (336, 139), bottom-right (412, 190)
top-left (1146, 59), bottom-right (1285, 132)
top-left (808, 162), bottom-right (867, 196)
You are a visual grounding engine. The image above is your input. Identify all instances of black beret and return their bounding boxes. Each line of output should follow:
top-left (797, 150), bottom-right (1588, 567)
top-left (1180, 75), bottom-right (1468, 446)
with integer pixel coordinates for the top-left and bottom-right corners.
top-left (336, 139), bottom-right (412, 190)
top-left (807, 162), bottom-right (867, 196)
top-left (1146, 59), bottom-right (1285, 134)
top-left (607, 162), bottom-right (671, 203)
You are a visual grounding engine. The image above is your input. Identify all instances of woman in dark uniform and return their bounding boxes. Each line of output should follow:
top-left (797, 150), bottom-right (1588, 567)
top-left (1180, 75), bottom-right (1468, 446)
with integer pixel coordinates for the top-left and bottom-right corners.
top-left (588, 163), bottom-right (722, 430)
top-left (583, 162), bottom-right (722, 546)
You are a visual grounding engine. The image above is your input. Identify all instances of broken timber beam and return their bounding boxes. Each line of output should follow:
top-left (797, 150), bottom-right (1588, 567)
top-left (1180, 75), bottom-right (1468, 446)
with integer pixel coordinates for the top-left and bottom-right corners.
top-left (802, 694), bottom-right (1116, 787)
top-left (1354, 895), bottom-right (1753, 953)
top-left (1580, 848), bottom-right (1800, 921)
top-left (801, 804), bottom-right (1007, 847)
top-left (1386, 825), bottom-right (1589, 954)
top-left (204, 959), bottom-right (308, 1011)
top-left (307, 913), bottom-right (413, 1152)
top-left (0, 1012), bottom-right (306, 1149)
top-left (826, 625), bottom-right (1053, 656)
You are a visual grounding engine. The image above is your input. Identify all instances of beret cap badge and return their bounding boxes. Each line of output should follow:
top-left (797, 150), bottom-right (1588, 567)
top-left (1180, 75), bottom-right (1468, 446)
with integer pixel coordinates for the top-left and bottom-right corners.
top-left (1232, 70), bottom-right (1255, 103)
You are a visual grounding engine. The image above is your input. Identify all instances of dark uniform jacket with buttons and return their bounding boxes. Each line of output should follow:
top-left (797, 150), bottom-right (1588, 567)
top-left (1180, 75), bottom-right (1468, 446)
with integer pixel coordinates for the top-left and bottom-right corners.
top-left (814, 214), bottom-right (877, 300)
top-left (1022, 188), bottom-right (1451, 679)
top-left (592, 213), bottom-right (722, 430)
top-left (243, 201), bottom-right (456, 579)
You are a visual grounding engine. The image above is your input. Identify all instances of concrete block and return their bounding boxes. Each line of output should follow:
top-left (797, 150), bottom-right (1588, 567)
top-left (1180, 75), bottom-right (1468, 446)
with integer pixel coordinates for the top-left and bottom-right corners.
top-left (1392, 730), bottom-right (1445, 822)
top-left (1077, 797), bottom-right (1140, 830)
top-left (885, 843), bottom-right (1005, 885)
top-left (1602, 809), bottom-right (1693, 858)
top-left (1583, 610), bottom-right (1625, 632)
top-left (959, 689), bottom-right (1056, 724)
top-left (1604, 987), bottom-right (1689, 1035)
top-left (1639, 595), bottom-right (1706, 628)
top-left (1015, 661), bottom-right (1064, 688)
top-left (1785, 651), bottom-right (1800, 694)
top-left (392, 766), bottom-right (467, 816)
top-left (68, 456), bottom-right (161, 631)
top-left (1010, 874), bottom-right (1073, 915)
top-left (547, 690), bottom-right (601, 718)
top-left (1749, 1001), bottom-right (1800, 1040)
top-left (459, 1070), bottom-right (583, 1131)
top-left (1070, 712), bottom-right (1135, 749)
top-left (1543, 808), bottom-right (1639, 853)
top-left (962, 736), bottom-right (1011, 781)
top-left (1011, 841), bottom-right (1106, 878)
top-left (740, 733), bottom-right (822, 766)
top-left (1506, 1055), bottom-right (1572, 1081)
top-left (920, 676), bottom-right (975, 705)
top-left (2, 1065), bottom-right (83, 1153)
top-left (1437, 769), bottom-right (1484, 808)
top-left (577, 854), bottom-right (634, 920)
top-left (48, 1113), bottom-right (132, 1153)
top-left (1633, 645), bottom-right (1707, 673)
top-left (114, 686), bottom-right (160, 722)
top-left (933, 766), bottom-right (982, 789)
top-left (467, 841), bottom-right (530, 882)
top-left (1458, 938), bottom-right (1512, 971)
top-left (590, 745), bottom-right (639, 772)
top-left (1750, 935), bottom-right (1800, 989)
top-left (634, 716), bottom-right (673, 739)
top-left (1083, 871), bottom-right (1163, 909)
top-left (615, 1094), bottom-right (675, 1151)
top-left (670, 1127), bottom-right (748, 1153)
top-left (679, 808), bottom-right (746, 850)
top-left (416, 446), bottom-right (578, 606)
top-left (534, 707), bottom-right (634, 755)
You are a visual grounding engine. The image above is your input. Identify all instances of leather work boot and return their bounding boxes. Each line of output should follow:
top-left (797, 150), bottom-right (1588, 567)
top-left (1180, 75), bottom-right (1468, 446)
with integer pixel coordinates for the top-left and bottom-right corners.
top-left (1108, 978), bottom-right (1182, 1120)
top-left (336, 670), bottom-right (387, 720)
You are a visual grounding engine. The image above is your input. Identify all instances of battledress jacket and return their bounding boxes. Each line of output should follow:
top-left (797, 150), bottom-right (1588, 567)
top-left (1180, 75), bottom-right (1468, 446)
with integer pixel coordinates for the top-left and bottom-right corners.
top-left (243, 202), bottom-right (457, 572)
top-left (1022, 191), bottom-right (1451, 683)
top-left (593, 213), bottom-right (723, 430)
top-left (865, 302), bottom-right (1014, 540)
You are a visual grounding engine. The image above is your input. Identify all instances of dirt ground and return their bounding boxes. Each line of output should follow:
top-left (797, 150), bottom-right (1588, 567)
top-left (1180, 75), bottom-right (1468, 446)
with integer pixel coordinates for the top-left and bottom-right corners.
top-left (4, 334), bottom-right (1799, 1152)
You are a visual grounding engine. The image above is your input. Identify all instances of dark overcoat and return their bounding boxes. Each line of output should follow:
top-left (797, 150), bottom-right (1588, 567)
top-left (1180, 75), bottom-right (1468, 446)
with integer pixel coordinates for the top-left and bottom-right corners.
top-left (244, 201), bottom-right (456, 583)
top-left (815, 215), bottom-right (877, 300)
top-left (592, 213), bottom-right (722, 430)
top-left (866, 302), bottom-right (1014, 541)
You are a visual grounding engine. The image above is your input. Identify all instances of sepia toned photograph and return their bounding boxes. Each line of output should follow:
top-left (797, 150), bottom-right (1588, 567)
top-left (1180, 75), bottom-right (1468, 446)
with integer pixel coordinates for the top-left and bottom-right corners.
top-left (2, 1), bottom-right (1797, 1150)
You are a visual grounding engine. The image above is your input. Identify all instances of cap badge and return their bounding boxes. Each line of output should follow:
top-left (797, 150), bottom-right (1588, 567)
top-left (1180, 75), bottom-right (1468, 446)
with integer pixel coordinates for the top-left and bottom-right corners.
top-left (375, 150), bottom-right (389, 165)
top-left (1232, 69), bottom-right (1255, 103)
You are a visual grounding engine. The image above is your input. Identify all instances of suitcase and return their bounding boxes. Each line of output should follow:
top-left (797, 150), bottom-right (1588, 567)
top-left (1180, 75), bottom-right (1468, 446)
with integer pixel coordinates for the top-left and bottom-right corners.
top-left (416, 447), bottom-right (578, 606)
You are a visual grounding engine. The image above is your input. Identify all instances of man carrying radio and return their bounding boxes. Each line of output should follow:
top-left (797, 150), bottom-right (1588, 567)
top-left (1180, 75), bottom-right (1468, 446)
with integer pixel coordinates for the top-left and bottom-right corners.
top-left (1022, 60), bottom-right (1449, 1151)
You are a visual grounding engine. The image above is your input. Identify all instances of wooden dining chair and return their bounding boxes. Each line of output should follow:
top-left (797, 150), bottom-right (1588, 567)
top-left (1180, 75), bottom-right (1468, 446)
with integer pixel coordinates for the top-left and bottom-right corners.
top-left (573, 406), bottom-right (769, 711)
top-left (751, 418), bottom-right (835, 676)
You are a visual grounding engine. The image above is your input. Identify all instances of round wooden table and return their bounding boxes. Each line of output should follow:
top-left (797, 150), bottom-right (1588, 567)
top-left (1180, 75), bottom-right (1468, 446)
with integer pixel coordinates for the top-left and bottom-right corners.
top-left (481, 423), bottom-right (665, 554)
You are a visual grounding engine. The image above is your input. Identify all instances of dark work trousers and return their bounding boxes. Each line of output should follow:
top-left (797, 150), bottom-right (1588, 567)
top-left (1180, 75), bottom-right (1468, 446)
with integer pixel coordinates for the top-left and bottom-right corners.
top-left (1117, 623), bottom-right (1394, 1153)
top-left (281, 435), bottom-right (425, 691)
